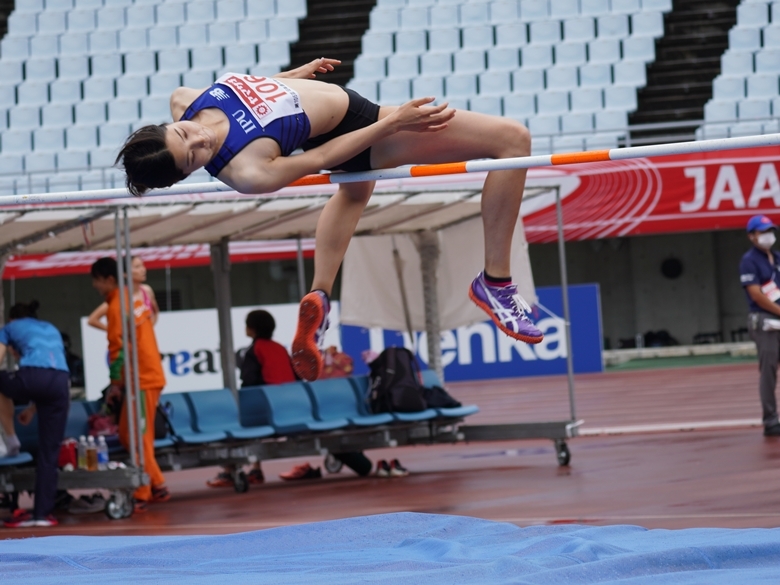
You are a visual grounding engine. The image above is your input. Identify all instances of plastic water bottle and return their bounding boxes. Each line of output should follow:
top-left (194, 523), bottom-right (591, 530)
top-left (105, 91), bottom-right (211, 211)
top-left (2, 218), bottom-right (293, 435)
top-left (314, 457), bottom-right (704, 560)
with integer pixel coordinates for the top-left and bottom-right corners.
top-left (86, 436), bottom-right (98, 471)
top-left (77, 435), bottom-right (88, 470)
top-left (97, 436), bottom-right (109, 471)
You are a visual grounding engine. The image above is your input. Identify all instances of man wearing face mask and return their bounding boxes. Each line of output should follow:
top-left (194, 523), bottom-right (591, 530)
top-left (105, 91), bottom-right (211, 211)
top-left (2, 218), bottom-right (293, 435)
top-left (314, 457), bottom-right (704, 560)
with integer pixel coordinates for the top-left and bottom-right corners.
top-left (740, 214), bottom-right (780, 436)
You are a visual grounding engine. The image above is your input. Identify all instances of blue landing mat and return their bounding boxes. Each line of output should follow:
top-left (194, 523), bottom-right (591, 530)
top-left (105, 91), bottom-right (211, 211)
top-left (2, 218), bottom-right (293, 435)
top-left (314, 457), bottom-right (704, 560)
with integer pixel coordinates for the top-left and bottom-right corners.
top-left (2, 513), bottom-right (780, 584)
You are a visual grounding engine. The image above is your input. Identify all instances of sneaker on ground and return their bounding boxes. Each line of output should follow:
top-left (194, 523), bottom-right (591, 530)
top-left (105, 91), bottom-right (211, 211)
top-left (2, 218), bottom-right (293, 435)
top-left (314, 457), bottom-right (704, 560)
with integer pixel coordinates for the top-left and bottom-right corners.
top-left (4, 509), bottom-right (36, 528)
top-left (469, 272), bottom-right (544, 344)
top-left (133, 500), bottom-right (148, 514)
top-left (280, 463), bottom-right (322, 481)
top-left (292, 291), bottom-right (330, 381)
top-left (389, 459), bottom-right (409, 477)
top-left (206, 472), bottom-right (234, 488)
top-left (150, 485), bottom-right (170, 503)
top-left (34, 516), bottom-right (59, 527)
top-left (247, 468), bottom-right (264, 485)
top-left (375, 460), bottom-right (391, 478)
top-left (764, 423), bottom-right (780, 437)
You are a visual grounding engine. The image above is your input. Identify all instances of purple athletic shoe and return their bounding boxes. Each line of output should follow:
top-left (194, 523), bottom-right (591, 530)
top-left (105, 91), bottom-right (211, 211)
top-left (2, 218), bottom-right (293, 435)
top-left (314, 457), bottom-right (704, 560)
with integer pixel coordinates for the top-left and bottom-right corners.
top-left (468, 272), bottom-right (544, 344)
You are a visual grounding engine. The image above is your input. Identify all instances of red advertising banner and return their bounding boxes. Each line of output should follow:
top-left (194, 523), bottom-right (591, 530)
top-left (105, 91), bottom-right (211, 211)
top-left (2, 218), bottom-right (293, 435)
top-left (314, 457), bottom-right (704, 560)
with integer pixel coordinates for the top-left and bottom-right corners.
top-left (522, 145), bottom-right (780, 243)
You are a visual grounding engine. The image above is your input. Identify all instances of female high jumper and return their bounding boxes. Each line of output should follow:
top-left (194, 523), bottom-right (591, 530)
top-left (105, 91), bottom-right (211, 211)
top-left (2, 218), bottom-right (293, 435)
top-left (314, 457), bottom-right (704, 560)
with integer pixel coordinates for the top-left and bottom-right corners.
top-left (117, 58), bottom-right (543, 381)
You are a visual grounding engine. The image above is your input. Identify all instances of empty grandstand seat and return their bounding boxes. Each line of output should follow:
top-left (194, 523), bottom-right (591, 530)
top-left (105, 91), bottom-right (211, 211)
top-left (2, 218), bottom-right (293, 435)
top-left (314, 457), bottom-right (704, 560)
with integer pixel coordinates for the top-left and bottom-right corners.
top-left (631, 12), bottom-right (664, 37)
top-left (521, 45), bottom-right (553, 69)
top-left (186, 389), bottom-right (275, 440)
top-left (747, 74), bottom-right (779, 98)
top-left (306, 378), bottom-right (394, 426)
top-left (161, 392), bottom-right (228, 444)
top-left (739, 98), bottom-right (771, 119)
top-left (704, 100), bottom-right (736, 122)
top-left (588, 38), bottom-right (621, 63)
top-left (470, 95), bottom-right (502, 114)
top-left (412, 75), bottom-right (444, 98)
top-left (239, 383), bottom-right (349, 434)
top-left (487, 46), bottom-right (519, 70)
top-left (496, 23), bottom-right (528, 47)
top-left (504, 93), bottom-right (536, 120)
top-left (512, 69), bottom-right (544, 93)
top-left (538, 91), bottom-right (569, 114)
top-left (555, 42), bottom-right (587, 66)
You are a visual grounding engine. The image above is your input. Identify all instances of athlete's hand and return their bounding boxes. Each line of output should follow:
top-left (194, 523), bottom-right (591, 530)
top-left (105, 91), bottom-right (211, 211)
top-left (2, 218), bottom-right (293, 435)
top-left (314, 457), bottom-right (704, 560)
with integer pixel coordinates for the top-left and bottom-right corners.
top-left (283, 58), bottom-right (341, 79)
top-left (387, 97), bottom-right (456, 133)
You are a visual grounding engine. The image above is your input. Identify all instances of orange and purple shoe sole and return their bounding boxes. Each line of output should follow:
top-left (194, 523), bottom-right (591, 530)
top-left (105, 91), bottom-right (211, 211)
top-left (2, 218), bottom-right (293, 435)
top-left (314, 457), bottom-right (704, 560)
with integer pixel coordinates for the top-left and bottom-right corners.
top-left (292, 291), bottom-right (326, 381)
top-left (468, 286), bottom-right (544, 345)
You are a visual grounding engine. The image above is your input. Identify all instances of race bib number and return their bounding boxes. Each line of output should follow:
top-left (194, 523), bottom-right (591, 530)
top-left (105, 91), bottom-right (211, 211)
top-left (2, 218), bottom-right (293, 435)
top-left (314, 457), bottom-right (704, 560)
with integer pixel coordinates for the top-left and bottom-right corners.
top-left (761, 279), bottom-right (780, 302)
top-left (215, 73), bottom-right (302, 128)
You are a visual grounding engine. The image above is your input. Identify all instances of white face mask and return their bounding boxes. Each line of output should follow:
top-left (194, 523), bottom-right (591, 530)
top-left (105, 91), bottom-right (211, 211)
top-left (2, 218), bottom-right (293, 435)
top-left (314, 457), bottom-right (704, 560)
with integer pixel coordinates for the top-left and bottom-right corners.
top-left (757, 231), bottom-right (777, 250)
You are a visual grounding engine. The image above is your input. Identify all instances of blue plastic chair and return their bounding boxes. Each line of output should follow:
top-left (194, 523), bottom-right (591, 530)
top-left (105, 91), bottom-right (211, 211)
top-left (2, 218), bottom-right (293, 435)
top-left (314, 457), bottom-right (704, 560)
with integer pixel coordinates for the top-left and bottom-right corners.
top-left (0, 452), bottom-right (33, 466)
top-left (306, 379), bottom-right (393, 427)
top-left (418, 370), bottom-right (480, 418)
top-left (246, 382), bottom-right (349, 434)
top-left (160, 392), bottom-right (227, 444)
top-left (349, 375), bottom-right (438, 422)
top-left (186, 389), bottom-right (274, 440)
top-left (65, 401), bottom-right (91, 440)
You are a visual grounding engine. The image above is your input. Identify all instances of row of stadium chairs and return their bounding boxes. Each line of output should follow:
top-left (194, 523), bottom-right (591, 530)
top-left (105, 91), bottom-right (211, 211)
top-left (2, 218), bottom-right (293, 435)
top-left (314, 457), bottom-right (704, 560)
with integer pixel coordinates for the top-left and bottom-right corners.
top-left (370, 10), bottom-right (664, 38)
top-left (351, 73), bottom-right (640, 106)
top-left (705, 97), bottom-right (780, 121)
top-left (9, 373), bottom-right (478, 457)
top-left (2, 26), bottom-right (293, 60)
top-left (363, 30), bottom-right (655, 59)
top-left (0, 44), bottom-right (287, 84)
top-left (375, 0), bottom-right (671, 22)
top-left (0, 63), bottom-right (289, 109)
top-left (0, 168), bottom-right (213, 196)
top-left (7, 0), bottom-right (305, 35)
top-left (356, 56), bottom-right (651, 86)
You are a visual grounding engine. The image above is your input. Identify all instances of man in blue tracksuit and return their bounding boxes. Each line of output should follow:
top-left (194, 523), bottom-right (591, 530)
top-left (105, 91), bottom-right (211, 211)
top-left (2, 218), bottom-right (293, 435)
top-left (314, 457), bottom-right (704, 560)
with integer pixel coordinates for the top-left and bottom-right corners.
top-left (0, 301), bottom-right (70, 528)
top-left (740, 215), bottom-right (780, 437)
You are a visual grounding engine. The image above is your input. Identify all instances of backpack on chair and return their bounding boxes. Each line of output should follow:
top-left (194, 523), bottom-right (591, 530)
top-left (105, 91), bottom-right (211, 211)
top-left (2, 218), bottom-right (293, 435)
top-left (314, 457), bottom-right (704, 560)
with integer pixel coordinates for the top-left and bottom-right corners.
top-left (368, 347), bottom-right (427, 413)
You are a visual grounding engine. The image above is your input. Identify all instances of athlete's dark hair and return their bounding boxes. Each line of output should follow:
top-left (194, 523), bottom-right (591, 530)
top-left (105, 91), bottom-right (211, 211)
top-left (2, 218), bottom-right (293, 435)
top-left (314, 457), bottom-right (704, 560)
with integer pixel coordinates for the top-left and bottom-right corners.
top-left (246, 310), bottom-right (275, 340)
top-left (116, 124), bottom-right (187, 197)
top-left (90, 257), bottom-right (118, 281)
top-left (9, 300), bottom-right (40, 320)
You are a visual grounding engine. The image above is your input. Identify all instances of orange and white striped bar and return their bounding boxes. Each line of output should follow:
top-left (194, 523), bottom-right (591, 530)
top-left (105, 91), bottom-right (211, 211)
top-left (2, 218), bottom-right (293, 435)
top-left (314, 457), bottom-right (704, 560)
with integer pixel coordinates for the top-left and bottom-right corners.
top-left (3, 133), bottom-right (780, 206)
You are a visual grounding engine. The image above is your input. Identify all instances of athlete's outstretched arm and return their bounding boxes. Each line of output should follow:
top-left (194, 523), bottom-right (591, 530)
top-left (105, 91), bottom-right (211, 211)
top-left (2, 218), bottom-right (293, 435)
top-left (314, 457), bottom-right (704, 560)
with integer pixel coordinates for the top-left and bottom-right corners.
top-left (228, 98), bottom-right (456, 194)
top-left (275, 58), bottom-right (341, 80)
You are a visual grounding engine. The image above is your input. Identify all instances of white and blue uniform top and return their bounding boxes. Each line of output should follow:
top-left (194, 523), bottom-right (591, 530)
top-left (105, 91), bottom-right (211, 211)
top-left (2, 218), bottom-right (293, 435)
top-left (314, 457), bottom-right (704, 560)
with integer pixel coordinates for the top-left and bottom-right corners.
top-left (181, 72), bottom-right (312, 177)
top-left (0, 318), bottom-right (68, 372)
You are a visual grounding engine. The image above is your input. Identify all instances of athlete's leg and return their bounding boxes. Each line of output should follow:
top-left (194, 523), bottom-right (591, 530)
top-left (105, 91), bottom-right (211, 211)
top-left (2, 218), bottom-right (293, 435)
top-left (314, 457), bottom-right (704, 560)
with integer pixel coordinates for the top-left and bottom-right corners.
top-left (372, 108), bottom-right (542, 343)
top-left (371, 107), bottom-right (530, 278)
top-left (311, 181), bottom-right (376, 295)
top-left (293, 180), bottom-right (375, 380)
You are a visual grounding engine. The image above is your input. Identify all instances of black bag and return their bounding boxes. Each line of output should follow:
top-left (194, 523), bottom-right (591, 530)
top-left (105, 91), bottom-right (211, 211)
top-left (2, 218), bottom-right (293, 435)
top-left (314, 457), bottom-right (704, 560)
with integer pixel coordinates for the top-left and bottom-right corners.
top-left (422, 385), bottom-right (462, 409)
top-left (368, 347), bottom-right (427, 413)
top-left (154, 402), bottom-right (174, 440)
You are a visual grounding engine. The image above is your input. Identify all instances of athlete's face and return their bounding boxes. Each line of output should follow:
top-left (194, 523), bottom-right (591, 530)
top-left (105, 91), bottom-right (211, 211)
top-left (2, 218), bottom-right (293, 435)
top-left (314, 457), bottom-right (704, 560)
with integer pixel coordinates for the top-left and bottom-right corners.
top-left (165, 121), bottom-right (216, 175)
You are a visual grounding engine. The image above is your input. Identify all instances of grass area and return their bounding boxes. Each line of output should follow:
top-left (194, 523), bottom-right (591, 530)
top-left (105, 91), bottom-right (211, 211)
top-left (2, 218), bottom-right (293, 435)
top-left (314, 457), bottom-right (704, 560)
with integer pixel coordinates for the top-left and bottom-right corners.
top-left (606, 353), bottom-right (757, 371)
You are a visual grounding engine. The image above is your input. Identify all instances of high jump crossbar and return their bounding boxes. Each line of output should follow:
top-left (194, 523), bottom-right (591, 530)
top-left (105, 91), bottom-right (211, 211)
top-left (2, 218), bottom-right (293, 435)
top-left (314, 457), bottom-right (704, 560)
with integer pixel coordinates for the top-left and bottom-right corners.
top-left (3, 133), bottom-right (779, 206)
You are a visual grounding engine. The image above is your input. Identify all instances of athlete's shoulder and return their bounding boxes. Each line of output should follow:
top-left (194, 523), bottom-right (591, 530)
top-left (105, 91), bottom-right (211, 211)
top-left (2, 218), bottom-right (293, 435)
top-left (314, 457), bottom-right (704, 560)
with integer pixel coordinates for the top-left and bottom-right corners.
top-left (170, 86), bottom-right (206, 120)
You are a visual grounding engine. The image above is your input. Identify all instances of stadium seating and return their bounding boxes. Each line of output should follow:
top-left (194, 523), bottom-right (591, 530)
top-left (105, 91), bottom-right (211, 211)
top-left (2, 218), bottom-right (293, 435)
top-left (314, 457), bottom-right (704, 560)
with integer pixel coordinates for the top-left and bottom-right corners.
top-left (0, 0), bottom-right (307, 195)
top-left (350, 0), bottom-right (673, 154)
top-left (700, 0), bottom-right (780, 139)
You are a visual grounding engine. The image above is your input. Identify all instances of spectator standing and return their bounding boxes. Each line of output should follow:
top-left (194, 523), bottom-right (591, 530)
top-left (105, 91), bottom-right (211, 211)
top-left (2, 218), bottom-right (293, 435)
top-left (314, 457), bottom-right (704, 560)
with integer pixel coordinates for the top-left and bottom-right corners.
top-left (0, 301), bottom-right (70, 528)
top-left (740, 215), bottom-right (780, 436)
top-left (91, 258), bottom-right (169, 508)
top-left (88, 257), bottom-right (159, 331)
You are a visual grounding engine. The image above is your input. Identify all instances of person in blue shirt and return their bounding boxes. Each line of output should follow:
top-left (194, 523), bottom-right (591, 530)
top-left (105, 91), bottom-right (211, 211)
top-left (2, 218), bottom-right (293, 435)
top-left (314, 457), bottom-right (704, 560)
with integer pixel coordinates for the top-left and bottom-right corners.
top-left (740, 215), bottom-right (780, 437)
top-left (0, 300), bottom-right (70, 528)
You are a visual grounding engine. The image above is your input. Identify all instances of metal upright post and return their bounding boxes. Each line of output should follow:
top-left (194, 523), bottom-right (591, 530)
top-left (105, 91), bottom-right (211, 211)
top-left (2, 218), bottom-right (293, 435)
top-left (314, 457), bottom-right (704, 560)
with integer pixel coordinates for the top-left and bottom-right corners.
top-left (555, 187), bottom-right (577, 421)
top-left (211, 237), bottom-right (236, 395)
top-left (115, 211), bottom-right (139, 469)
top-left (123, 208), bottom-right (144, 472)
top-left (296, 237), bottom-right (307, 301)
top-left (414, 230), bottom-right (444, 384)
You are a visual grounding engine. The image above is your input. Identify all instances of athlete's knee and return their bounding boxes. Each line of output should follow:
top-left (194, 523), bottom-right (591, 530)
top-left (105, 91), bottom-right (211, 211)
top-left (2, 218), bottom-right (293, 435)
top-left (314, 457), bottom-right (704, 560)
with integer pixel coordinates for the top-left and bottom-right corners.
top-left (338, 181), bottom-right (375, 204)
top-left (495, 120), bottom-right (531, 158)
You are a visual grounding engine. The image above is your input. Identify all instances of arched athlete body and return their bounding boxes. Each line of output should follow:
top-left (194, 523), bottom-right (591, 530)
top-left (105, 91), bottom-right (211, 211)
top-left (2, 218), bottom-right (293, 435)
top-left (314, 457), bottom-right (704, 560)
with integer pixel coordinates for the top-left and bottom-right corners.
top-left (117, 58), bottom-right (543, 381)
